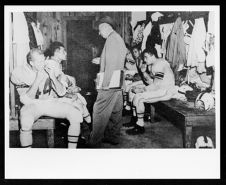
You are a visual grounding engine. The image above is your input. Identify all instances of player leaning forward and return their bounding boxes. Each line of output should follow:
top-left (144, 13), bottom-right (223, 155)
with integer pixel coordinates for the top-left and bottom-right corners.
top-left (10, 48), bottom-right (83, 148)
top-left (126, 47), bottom-right (177, 135)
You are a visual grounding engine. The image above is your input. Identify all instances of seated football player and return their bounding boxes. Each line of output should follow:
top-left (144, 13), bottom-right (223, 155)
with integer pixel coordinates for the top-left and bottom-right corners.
top-left (125, 47), bottom-right (177, 135)
top-left (44, 41), bottom-right (91, 124)
top-left (10, 48), bottom-right (83, 148)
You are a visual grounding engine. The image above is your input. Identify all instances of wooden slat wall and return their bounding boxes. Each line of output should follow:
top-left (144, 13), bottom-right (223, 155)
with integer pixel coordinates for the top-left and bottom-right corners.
top-left (9, 12), bottom-right (131, 118)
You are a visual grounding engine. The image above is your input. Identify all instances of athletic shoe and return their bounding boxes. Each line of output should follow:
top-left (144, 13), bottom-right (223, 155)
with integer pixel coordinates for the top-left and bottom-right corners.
top-left (126, 124), bottom-right (145, 135)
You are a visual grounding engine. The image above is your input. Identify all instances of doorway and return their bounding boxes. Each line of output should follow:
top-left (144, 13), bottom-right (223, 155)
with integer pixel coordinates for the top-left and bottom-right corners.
top-left (66, 18), bottom-right (103, 92)
top-left (66, 17), bottom-right (105, 113)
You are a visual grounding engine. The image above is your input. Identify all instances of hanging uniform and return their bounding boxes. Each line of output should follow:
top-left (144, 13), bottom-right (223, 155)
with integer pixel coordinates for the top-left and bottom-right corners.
top-left (132, 22), bottom-right (145, 46)
top-left (160, 23), bottom-right (174, 59)
top-left (166, 17), bottom-right (186, 71)
top-left (141, 21), bottom-right (152, 51)
top-left (146, 21), bottom-right (162, 53)
top-left (166, 17), bottom-right (187, 85)
top-left (187, 17), bottom-right (207, 72)
top-left (206, 11), bottom-right (215, 68)
top-left (31, 22), bottom-right (44, 49)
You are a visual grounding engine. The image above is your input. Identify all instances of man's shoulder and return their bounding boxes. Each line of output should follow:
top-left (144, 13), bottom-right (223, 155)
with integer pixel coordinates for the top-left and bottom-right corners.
top-left (153, 59), bottom-right (168, 71)
top-left (108, 31), bottom-right (123, 42)
top-left (12, 65), bottom-right (29, 76)
top-left (11, 64), bottom-right (35, 85)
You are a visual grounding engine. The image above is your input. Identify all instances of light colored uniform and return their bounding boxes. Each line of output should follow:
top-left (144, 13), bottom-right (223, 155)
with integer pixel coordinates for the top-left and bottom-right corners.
top-left (131, 59), bottom-right (177, 126)
top-left (11, 64), bottom-right (83, 148)
top-left (45, 59), bottom-right (90, 118)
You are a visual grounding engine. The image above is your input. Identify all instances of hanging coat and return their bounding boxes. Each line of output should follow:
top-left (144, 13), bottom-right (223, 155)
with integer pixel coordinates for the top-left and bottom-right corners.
top-left (146, 21), bottom-right (162, 50)
top-left (206, 11), bottom-right (215, 67)
top-left (166, 17), bottom-right (186, 72)
top-left (186, 18), bottom-right (207, 69)
top-left (141, 21), bottom-right (152, 51)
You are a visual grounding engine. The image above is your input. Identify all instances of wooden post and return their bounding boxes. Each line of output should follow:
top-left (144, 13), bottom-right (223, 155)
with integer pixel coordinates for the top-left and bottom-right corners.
top-left (47, 129), bottom-right (55, 148)
top-left (184, 124), bottom-right (193, 148)
top-left (150, 104), bottom-right (155, 123)
top-left (9, 13), bottom-right (16, 119)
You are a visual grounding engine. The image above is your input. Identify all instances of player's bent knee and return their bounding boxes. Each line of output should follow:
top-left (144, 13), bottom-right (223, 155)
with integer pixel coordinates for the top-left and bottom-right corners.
top-left (66, 107), bottom-right (83, 124)
top-left (20, 116), bottom-right (34, 131)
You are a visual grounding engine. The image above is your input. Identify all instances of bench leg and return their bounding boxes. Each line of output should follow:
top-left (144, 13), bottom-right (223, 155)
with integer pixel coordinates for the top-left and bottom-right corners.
top-left (184, 125), bottom-right (192, 148)
top-left (149, 104), bottom-right (161, 123)
top-left (150, 105), bottom-right (155, 123)
top-left (47, 129), bottom-right (54, 148)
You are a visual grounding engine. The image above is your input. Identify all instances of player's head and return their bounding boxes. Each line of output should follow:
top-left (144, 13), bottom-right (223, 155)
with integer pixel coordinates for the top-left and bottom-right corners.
top-left (47, 41), bottom-right (67, 61)
top-left (131, 45), bottom-right (141, 59)
top-left (27, 48), bottom-right (45, 71)
top-left (142, 47), bottom-right (158, 65)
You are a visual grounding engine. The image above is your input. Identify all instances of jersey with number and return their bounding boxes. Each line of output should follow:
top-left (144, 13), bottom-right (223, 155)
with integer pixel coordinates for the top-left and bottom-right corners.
top-left (11, 64), bottom-right (57, 100)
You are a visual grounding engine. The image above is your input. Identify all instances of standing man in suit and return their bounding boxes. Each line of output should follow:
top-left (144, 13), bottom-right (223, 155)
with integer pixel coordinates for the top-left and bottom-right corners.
top-left (88, 16), bottom-right (127, 147)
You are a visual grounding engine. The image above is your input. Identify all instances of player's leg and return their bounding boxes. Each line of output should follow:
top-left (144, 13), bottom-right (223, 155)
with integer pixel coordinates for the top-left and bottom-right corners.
top-left (19, 104), bottom-right (37, 148)
top-left (35, 100), bottom-right (83, 148)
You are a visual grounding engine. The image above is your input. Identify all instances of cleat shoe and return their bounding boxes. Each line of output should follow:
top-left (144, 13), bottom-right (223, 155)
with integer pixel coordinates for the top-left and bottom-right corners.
top-left (126, 124), bottom-right (145, 135)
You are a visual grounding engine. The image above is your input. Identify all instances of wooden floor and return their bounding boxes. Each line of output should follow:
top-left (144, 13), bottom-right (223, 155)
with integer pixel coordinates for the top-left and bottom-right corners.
top-left (9, 113), bottom-right (215, 148)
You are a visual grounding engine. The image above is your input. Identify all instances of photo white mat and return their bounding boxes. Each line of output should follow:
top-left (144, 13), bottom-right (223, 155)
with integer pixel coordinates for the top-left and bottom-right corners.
top-left (4, 5), bottom-right (220, 179)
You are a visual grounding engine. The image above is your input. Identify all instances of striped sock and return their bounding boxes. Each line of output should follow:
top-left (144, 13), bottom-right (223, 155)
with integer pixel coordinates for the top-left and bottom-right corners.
top-left (20, 129), bottom-right (32, 148)
top-left (68, 135), bottom-right (79, 148)
top-left (123, 93), bottom-right (128, 106)
top-left (136, 113), bottom-right (144, 127)
top-left (132, 106), bottom-right (136, 117)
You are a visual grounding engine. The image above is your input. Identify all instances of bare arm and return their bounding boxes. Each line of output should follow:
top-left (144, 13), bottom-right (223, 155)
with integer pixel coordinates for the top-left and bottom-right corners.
top-left (11, 68), bottom-right (48, 105)
top-left (25, 69), bottom-right (47, 99)
top-left (45, 66), bottom-right (66, 97)
top-left (141, 64), bottom-right (153, 85)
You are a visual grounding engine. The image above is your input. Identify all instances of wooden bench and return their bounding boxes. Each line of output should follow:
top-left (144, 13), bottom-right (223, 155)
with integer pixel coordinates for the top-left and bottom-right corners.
top-left (150, 99), bottom-right (215, 148)
top-left (10, 117), bottom-right (56, 148)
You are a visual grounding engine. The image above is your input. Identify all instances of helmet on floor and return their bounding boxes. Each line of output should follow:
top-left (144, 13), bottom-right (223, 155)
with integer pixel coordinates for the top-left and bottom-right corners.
top-left (195, 136), bottom-right (214, 148)
top-left (195, 92), bottom-right (215, 111)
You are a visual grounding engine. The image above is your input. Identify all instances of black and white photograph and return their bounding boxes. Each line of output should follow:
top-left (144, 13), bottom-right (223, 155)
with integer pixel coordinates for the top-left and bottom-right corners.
top-left (4, 5), bottom-right (220, 179)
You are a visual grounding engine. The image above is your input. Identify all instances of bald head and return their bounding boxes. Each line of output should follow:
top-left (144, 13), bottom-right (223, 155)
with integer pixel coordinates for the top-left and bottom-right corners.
top-left (98, 23), bottom-right (114, 39)
top-left (27, 48), bottom-right (45, 71)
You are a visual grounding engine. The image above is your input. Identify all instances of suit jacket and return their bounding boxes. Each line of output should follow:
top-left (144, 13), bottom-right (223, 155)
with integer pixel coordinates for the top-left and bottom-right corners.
top-left (100, 31), bottom-right (127, 88)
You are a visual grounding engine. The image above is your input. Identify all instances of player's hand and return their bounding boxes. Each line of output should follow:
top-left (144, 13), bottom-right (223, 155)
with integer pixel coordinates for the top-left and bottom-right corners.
top-left (91, 57), bottom-right (100, 65)
top-left (125, 74), bottom-right (134, 80)
top-left (140, 64), bottom-right (147, 73)
top-left (133, 87), bottom-right (145, 94)
top-left (44, 66), bottom-right (55, 79)
top-left (36, 69), bottom-right (47, 82)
